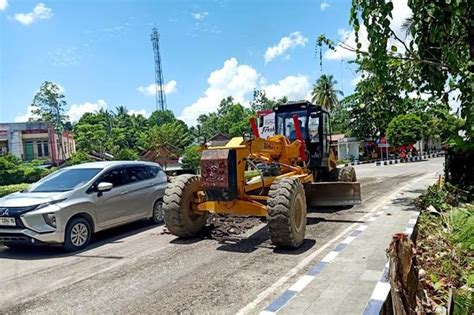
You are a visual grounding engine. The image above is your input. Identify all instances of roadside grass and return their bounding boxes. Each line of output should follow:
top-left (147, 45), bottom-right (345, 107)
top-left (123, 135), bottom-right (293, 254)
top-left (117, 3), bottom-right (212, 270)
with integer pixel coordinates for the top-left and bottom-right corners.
top-left (0, 183), bottom-right (30, 197)
top-left (415, 184), bottom-right (473, 314)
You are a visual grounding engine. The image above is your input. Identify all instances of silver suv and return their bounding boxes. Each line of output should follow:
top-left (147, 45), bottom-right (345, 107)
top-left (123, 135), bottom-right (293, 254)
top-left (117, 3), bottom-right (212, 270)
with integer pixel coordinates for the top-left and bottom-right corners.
top-left (0, 161), bottom-right (168, 251)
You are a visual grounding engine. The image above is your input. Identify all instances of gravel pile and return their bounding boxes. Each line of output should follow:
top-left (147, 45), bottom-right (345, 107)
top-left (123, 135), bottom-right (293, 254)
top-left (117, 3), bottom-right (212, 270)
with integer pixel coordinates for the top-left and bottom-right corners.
top-left (206, 214), bottom-right (263, 239)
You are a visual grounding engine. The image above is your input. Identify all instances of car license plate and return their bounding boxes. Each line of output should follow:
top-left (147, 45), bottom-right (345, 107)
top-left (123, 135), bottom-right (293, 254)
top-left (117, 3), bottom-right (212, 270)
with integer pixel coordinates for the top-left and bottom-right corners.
top-left (0, 217), bottom-right (16, 226)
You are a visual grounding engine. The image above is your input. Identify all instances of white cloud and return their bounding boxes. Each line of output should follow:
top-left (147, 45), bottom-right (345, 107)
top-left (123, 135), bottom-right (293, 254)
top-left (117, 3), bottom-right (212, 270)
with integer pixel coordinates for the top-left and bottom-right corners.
top-left (178, 58), bottom-right (315, 125)
top-left (13, 3), bottom-right (53, 25)
top-left (137, 80), bottom-right (177, 96)
top-left (15, 105), bottom-right (39, 122)
top-left (262, 75), bottom-right (311, 101)
top-left (178, 58), bottom-right (260, 125)
top-left (128, 109), bottom-right (150, 118)
top-left (320, 2), bottom-right (330, 11)
top-left (191, 12), bottom-right (208, 21)
top-left (67, 99), bottom-right (107, 122)
top-left (0, 0), bottom-right (8, 11)
top-left (264, 32), bottom-right (308, 64)
top-left (325, 0), bottom-right (412, 60)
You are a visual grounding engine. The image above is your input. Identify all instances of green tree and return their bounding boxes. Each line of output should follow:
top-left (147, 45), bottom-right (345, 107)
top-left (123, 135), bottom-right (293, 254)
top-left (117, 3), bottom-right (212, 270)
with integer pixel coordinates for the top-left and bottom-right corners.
top-left (73, 108), bottom-right (149, 159)
top-left (31, 81), bottom-right (70, 161)
top-left (345, 0), bottom-right (473, 140)
top-left (386, 114), bottom-right (423, 147)
top-left (68, 151), bottom-right (93, 165)
top-left (197, 97), bottom-right (253, 139)
top-left (250, 90), bottom-right (288, 112)
top-left (311, 74), bottom-right (343, 112)
top-left (181, 145), bottom-right (202, 172)
top-left (330, 103), bottom-right (350, 135)
top-left (31, 81), bottom-right (68, 125)
top-left (146, 121), bottom-right (191, 153)
top-left (148, 109), bottom-right (176, 127)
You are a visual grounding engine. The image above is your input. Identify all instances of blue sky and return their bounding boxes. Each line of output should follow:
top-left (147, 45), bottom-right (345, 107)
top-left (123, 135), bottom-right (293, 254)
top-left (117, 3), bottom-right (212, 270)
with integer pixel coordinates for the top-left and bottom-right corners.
top-left (1, 0), bottom-right (368, 125)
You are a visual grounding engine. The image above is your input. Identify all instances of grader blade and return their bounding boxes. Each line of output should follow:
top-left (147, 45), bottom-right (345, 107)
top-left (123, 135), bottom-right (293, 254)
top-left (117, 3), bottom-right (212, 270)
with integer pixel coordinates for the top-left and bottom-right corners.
top-left (304, 182), bottom-right (362, 207)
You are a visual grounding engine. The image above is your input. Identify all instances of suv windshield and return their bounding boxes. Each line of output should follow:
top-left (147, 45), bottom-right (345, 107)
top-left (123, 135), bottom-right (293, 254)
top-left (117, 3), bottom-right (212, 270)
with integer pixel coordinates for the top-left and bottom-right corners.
top-left (26, 168), bottom-right (102, 193)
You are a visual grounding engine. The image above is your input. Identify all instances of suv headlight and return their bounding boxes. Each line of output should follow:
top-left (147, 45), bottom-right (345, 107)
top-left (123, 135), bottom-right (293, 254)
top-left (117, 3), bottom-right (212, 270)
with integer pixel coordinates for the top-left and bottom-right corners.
top-left (43, 213), bottom-right (57, 227)
top-left (35, 199), bottom-right (66, 210)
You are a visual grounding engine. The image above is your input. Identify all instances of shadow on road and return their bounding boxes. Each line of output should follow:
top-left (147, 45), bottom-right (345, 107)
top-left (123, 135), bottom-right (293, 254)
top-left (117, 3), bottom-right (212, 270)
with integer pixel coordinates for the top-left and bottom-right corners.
top-left (215, 223), bottom-right (317, 255)
top-left (308, 205), bottom-right (355, 213)
top-left (0, 220), bottom-right (160, 260)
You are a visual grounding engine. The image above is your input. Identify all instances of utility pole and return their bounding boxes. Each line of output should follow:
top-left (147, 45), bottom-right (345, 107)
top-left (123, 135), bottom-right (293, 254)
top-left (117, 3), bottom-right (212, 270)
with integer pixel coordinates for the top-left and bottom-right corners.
top-left (151, 28), bottom-right (166, 111)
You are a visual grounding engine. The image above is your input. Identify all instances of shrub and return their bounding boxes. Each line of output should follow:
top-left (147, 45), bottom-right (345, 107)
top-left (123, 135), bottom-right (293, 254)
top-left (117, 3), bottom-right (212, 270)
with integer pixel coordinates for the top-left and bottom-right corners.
top-left (0, 154), bottom-right (55, 185)
top-left (68, 151), bottom-right (93, 165)
top-left (0, 183), bottom-right (30, 197)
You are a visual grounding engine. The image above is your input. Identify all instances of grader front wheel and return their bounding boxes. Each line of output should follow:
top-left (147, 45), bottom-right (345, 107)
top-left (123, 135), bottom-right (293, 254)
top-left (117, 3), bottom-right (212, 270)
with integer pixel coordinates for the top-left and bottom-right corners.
top-left (267, 178), bottom-right (307, 248)
top-left (163, 174), bottom-right (208, 237)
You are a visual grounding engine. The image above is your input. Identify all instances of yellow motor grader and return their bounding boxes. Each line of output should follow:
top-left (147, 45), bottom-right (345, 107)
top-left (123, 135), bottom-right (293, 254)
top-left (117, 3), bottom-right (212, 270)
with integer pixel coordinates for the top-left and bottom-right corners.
top-left (163, 101), bottom-right (361, 248)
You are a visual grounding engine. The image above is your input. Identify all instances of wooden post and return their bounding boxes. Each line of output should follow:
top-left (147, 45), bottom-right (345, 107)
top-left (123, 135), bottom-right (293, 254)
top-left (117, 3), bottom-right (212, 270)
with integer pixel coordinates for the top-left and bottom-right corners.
top-left (387, 233), bottom-right (426, 315)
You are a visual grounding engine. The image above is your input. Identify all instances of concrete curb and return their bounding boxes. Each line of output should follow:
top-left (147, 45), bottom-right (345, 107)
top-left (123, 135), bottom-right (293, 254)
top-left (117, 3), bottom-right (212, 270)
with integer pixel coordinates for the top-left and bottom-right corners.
top-left (361, 213), bottom-right (421, 315)
top-left (374, 152), bottom-right (445, 166)
top-left (260, 210), bottom-right (388, 314)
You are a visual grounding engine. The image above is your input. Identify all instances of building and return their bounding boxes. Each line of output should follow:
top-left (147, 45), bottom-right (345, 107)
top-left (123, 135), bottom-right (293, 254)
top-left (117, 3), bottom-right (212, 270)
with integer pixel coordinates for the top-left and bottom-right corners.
top-left (337, 137), bottom-right (361, 161)
top-left (0, 122), bottom-right (76, 165)
top-left (208, 133), bottom-right (230, 147)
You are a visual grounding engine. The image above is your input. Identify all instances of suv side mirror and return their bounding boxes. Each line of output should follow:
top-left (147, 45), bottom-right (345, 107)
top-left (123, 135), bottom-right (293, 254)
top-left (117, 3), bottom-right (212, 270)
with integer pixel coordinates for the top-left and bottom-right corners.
top-left (97, 182), bottom-right (113, 192)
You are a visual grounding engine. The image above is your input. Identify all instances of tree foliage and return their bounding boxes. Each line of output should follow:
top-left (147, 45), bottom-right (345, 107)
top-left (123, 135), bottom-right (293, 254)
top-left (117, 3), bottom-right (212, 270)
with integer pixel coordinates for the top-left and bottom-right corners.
top-left (347, 0), bottom-right (473, 140)
top-left (250, 90), bottom-right (288, 112)
top-left (181, 145), bottom-right (202, 172)
top-left (386, 114), bottom-right (423, 146)
top-left (0, 154), bottom-right (55, 185)
top-left (196, 97), bottom-right (253, 139)
top-left (31, 81), bottom-right (69, 129)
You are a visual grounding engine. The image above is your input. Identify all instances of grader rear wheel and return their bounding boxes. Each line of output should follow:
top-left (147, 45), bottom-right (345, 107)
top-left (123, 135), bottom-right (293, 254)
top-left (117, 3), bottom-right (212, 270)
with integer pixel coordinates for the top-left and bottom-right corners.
top-left (163, 174), bottom-right (208, 237)
top-left (339, 166), bottom-right (357, 182)
top-left (267, 178), bottom-right (307, 248)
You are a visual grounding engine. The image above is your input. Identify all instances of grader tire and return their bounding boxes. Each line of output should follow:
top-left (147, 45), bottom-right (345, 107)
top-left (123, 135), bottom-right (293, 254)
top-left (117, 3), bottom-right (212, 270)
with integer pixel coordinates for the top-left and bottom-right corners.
top-left (267, 178), bottom-right (307, 248)
top-left (339, 166), bottom-right (357, 182)
top-left (163, 174), bottom-right (208, 237)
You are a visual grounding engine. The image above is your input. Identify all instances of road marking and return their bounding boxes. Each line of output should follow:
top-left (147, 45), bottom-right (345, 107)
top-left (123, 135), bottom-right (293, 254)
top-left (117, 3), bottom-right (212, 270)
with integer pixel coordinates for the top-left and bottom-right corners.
top-left (357, 224), bottom-right (368, 231)
top-left (368, 217), bottom-right (377, 222)
top-left (238, 172), bottom-right (437, 315)
top-left (369, 282), bottom-right (391, 301)
top-left (376, 211), bottom-right (384, 216)
top-left (321, 251), bottom-right (339, 263)
top-left (288, 275), bottom-right (315, 292)
top-left (341, 236), bottom-right (356, 244)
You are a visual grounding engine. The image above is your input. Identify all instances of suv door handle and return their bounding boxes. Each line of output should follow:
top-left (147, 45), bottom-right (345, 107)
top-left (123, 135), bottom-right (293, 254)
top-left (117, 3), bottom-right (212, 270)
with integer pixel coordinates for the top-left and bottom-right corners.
top-left (120, 190), bottom-right (129, 195)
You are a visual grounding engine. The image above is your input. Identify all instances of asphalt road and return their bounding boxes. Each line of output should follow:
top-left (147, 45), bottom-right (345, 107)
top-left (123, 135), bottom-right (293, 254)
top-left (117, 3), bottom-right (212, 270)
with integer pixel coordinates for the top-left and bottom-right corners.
top-left (0, 158), bottom-right (443, 315)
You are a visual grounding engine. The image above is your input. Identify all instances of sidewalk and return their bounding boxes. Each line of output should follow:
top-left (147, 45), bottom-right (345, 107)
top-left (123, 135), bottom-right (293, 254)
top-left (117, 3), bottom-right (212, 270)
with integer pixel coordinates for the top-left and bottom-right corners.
top-left (260, 171), bottom-right (440, 315)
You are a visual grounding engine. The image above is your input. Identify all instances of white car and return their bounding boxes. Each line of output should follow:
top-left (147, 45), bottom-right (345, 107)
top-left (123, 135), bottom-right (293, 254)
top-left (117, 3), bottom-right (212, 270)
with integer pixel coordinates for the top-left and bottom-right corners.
top-left (0, 161), bottom-right (168, 251)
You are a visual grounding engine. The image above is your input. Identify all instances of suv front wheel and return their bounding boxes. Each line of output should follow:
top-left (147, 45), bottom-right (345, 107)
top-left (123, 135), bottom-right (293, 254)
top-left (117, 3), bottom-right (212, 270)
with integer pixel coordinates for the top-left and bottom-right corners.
top-left (63, 217), bottom-right (92, 252)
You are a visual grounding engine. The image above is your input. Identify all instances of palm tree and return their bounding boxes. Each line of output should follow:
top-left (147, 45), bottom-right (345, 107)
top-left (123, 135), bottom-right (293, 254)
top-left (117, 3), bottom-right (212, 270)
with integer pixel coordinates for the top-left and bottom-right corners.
top-left (114, 105), bottom-right (128, 117)
top-left (311, 74), bottom-right (343, 112)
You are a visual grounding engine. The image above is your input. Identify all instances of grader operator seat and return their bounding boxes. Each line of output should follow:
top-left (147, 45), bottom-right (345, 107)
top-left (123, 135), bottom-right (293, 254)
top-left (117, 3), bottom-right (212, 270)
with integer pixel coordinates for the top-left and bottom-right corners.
top-left (273, 100), bottom-right (332, 176)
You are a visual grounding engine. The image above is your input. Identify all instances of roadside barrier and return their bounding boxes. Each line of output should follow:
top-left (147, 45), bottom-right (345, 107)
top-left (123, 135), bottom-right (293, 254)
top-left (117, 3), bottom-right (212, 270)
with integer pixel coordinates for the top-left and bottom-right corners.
top-left (374, 151), bottom-right (444, 166)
